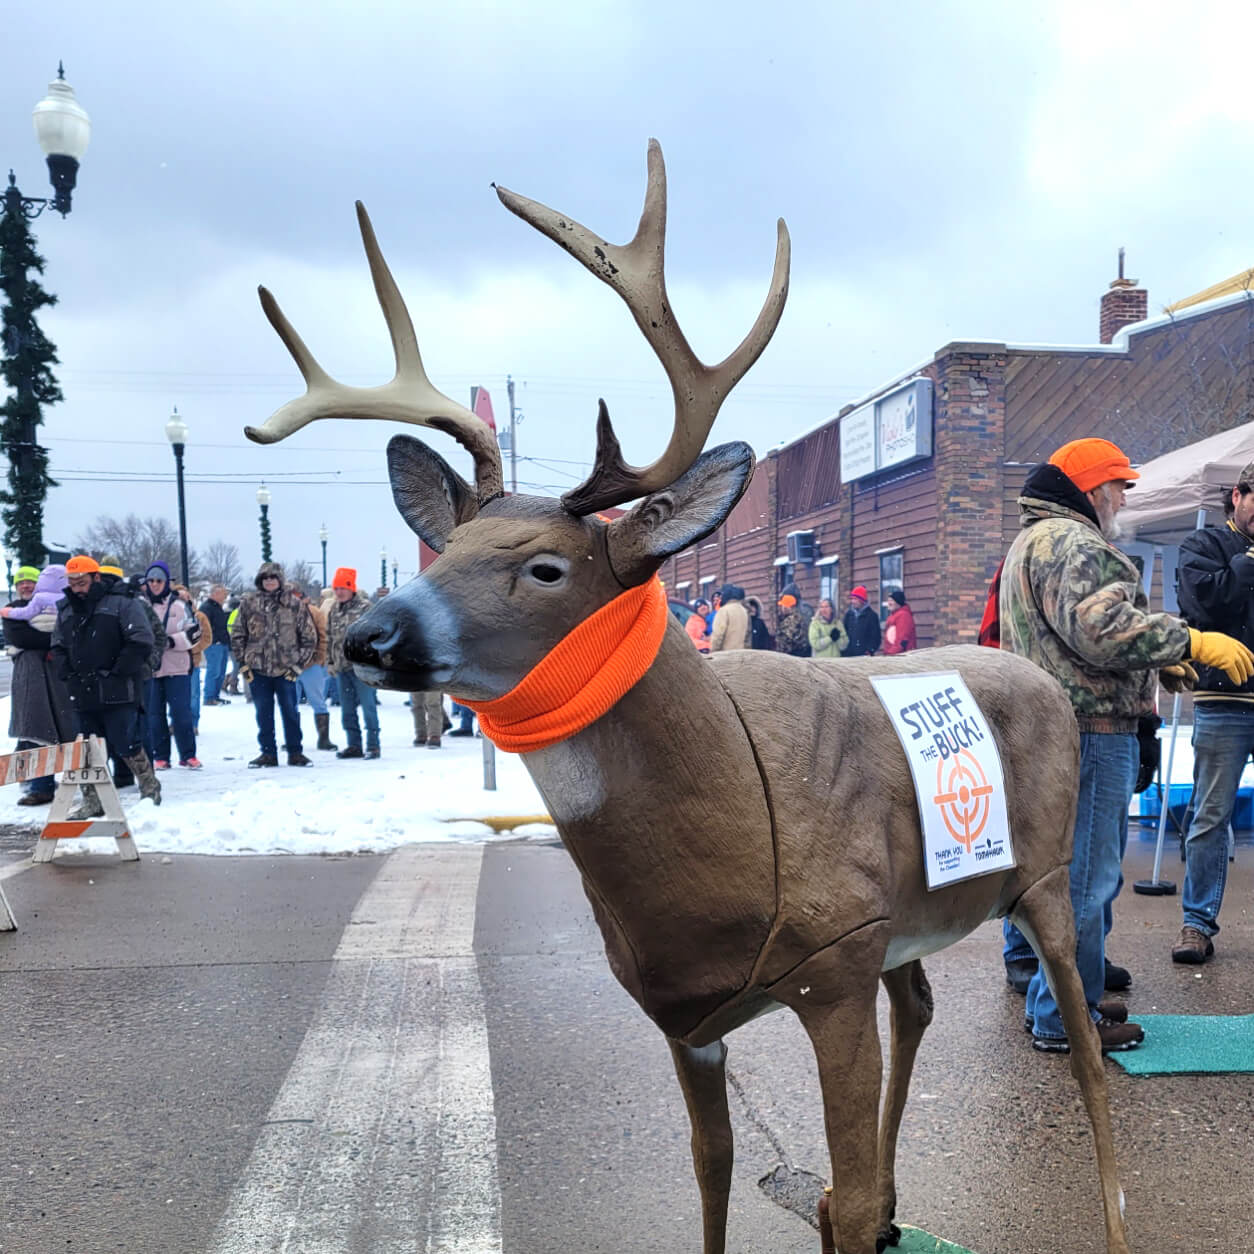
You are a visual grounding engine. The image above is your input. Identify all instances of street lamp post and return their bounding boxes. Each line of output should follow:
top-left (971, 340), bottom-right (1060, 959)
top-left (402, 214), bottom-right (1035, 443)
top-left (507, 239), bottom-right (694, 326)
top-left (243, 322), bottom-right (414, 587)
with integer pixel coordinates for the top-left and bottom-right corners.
top-left (165, 407), bottom-right (189, 585)
top-left (256, 484), bottom-right (272, 562)
top-left (380, 546), bottom-right (387, 591)
top-left (319, 523), bottom-right (328, 587)
top-left (392, 558), bottom-right (398, 589)
top-left (1, 65), bottom-right (91, 565)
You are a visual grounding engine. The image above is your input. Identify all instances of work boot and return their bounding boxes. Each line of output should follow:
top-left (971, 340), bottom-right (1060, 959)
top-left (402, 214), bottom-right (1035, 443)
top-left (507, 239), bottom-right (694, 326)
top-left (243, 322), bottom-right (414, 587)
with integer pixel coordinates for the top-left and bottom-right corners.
top-left (1171, 926), bottom-right (1215, 964)
top-left (1104, 958), bottom-right (1132, 990)
top-left (68, 785), bottom-right (105, 821)
top-left (1031, 1017), bottom-right (1145, 1055)
top-left (123, 751), bottom-right (163, 806)
top-left (336, 745), bottom-right (363, 760)
top-left (1004, 957), bottom-right (1038, 994)
top-left (287, 751), bottom-right (313, 767)
top-left (364, 747), bottom-right (381, 760)
top-left (314, 712), bottom-right (337, 752)
top-left (249, 753), bottom-right (279, 768)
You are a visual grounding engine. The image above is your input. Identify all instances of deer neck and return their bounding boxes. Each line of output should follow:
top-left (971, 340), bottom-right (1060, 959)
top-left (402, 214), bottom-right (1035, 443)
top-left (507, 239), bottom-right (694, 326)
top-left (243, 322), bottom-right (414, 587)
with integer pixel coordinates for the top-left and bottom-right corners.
top-left (522, 618), bottom-right (777, 1038)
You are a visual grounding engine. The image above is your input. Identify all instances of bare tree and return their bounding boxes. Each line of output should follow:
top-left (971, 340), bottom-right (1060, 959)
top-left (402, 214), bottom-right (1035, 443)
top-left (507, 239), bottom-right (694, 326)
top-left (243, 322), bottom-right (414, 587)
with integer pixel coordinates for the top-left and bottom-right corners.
top-left (199, 540), bottom-right (243, 592)
top-left (74, 513), bottom-right (201, 581)
top-left (281, 557), bottom-right (318, 594)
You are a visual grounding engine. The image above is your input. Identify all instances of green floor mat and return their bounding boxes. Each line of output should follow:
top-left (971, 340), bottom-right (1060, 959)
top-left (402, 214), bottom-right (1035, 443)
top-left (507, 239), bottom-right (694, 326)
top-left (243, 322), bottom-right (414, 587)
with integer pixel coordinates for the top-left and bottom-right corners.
top-left (896, 1226), bottom-right (976, 1253)
top-left (1109, 1013), bottom-right (1254, 1075)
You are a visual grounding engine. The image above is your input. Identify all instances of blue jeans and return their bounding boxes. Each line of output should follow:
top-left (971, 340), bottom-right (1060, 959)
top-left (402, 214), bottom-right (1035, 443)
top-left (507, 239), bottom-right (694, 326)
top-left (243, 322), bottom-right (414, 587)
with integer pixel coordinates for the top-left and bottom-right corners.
top-left (338, 670), bottom-right (379, 751)
top-left (299, 664), bottom-right (329, 715)
top-left (190, 665), bottom-right (202, 727)
top-left (203, 642), bottom-right (229, 702)
top-left (451, 701), bottom-right (474, 732)
top-left (1182, 704), bottom-right (1254, 936)
top-left (1027, 732), bottom-right (1137, 1042)
top-left (250, 672), bottom-right (303, 757)
top-left (146, 674), bottom-right (196, 763)
top-left (326, 674), bottom-right (339, 705)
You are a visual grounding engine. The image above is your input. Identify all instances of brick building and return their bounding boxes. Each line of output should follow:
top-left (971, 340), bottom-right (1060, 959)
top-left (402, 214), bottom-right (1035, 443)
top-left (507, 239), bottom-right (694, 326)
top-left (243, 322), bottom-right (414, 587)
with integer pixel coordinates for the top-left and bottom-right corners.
top-left (661, 269), bottom-right (1254, 646)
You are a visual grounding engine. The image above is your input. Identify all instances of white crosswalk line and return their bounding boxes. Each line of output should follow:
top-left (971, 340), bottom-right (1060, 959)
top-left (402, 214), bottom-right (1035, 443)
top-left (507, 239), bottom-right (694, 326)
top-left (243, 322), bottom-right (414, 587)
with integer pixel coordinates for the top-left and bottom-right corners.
top-left (210, 844), bottom-right (501, 1253)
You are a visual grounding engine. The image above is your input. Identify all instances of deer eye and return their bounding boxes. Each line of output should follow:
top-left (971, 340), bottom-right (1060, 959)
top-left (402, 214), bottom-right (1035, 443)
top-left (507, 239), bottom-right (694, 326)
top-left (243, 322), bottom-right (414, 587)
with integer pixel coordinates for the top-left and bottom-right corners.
top-left (523, 555), bottom-right (569, 586)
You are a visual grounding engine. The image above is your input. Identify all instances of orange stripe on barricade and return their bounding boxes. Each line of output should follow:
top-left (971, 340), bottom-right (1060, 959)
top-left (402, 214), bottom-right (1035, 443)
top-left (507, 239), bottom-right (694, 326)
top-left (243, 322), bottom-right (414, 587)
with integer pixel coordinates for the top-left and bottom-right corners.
top-left (40, 821), bottom-right (95, 840)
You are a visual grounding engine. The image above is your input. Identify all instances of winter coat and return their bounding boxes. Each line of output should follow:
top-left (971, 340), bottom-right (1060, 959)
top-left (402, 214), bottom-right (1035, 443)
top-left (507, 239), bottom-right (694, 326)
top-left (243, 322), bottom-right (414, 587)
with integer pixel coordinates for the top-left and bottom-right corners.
top-left (685, 613), bottom-right (710, 653)
top-left (999, 462), bottom-right (1189, 733)
top-left (1176, 519), bottom-right (1254, 706)
top-left (745, 597), bottom-right (775, 650)
top-left (808, 614), bottom-right (848, 659)
top-left (882, 604), bottom-right (917, 655)
top-left (325, 590), bottom-right (374, 675)
top-left (231, 562), bottom-right (317, 678)
top-left (306, 603), bottom-right (329, 668)
top-left (52, 580), bottom-right (156, 711)
top-left (146, 588), bottom-right (195, 678)
top-left (3, 565), bottom-right (67, 622)
top-left (710, 600), bottom-right (751, 652)
top-left (842, 604), bottom-right (882, 656)
top-left (6, 593), bottom-right (74, 747)
top-left (200, 596), bottom-right (231, 646)
top-left (776, 608), bottom-right (812, 657)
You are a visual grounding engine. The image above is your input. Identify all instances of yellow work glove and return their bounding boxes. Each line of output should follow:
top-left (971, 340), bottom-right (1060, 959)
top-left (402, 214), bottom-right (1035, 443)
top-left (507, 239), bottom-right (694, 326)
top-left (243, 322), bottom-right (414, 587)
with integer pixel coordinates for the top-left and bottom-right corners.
top-left (1158, 661), bottom-right (1197, 694)
top-left (1188, 628), bottom-right (1254, 685)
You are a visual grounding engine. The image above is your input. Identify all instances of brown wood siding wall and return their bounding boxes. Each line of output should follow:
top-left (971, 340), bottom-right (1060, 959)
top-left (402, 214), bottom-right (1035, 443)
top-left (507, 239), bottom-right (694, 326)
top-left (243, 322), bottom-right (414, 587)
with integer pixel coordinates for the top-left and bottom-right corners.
top-left (777, 421), bottom-right (840, 519)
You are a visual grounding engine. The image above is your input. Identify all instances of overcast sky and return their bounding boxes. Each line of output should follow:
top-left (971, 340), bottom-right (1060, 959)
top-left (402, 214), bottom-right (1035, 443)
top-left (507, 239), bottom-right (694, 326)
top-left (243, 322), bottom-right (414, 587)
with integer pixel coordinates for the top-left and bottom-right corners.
top-left (5, 0), bottom-right (1252, 587)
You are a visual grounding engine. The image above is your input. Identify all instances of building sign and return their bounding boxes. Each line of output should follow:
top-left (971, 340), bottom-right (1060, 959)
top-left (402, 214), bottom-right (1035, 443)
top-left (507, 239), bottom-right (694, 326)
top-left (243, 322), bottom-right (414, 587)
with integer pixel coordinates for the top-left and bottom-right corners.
top-left (869, 672), bottom-right (1014, 890)
top-left (839, 377), bottom-right (933, 483)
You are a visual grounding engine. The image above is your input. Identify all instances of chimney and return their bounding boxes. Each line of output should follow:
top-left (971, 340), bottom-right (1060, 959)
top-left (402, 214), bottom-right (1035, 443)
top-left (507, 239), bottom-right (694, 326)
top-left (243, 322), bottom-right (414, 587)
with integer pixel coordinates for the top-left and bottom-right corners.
top-left (1099, 247), bottom-right (1148, 344)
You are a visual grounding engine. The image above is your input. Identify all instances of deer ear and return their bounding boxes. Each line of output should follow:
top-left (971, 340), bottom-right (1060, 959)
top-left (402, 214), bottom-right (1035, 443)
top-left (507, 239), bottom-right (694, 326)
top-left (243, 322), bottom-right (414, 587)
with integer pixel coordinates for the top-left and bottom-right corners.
top-left (386, 434), bottom-right (480, 553)
top-left (606, 442), bottom-right (755, 586)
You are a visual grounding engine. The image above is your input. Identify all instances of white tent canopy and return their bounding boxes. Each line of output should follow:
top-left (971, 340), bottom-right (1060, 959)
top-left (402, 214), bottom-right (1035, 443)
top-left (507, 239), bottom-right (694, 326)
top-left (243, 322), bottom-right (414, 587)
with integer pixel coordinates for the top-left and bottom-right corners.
top-left (1119, 418), bottom-right (1254, 543)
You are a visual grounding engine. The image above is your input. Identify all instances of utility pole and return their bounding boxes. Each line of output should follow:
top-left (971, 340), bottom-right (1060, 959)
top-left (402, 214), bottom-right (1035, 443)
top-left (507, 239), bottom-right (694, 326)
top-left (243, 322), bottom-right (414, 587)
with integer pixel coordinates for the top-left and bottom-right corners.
top-left (507, 374), bottom-right (517, 495)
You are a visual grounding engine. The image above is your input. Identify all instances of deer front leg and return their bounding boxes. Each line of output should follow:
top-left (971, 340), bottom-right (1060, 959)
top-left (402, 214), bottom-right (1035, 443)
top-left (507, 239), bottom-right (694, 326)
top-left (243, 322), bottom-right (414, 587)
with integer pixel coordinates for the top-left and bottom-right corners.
top-left (1011, 867), bottom-right (1131, 1254)
top-left (668, 1038), bottom-right (734, 1254)
top-left (875, 960), bottom-right (934, 1248)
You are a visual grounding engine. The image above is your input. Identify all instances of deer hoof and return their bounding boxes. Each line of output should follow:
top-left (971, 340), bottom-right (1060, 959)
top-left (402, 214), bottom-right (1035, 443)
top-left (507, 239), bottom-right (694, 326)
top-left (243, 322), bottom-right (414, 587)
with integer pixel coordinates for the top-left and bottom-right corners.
top-left (876, 1222), bottom-right (902, 1250)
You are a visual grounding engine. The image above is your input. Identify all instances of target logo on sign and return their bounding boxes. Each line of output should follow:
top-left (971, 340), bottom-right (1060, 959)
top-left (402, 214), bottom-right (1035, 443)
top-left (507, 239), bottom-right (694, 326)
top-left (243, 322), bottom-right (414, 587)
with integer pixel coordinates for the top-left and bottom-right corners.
top-left (932, 749), bottom-right (996, 853)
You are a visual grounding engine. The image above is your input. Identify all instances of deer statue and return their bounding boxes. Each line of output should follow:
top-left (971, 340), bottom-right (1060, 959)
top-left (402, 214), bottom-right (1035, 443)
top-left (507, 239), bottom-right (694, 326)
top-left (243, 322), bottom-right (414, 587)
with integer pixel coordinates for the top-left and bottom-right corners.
top-left (246, 142), bottom-right (1130, 1254)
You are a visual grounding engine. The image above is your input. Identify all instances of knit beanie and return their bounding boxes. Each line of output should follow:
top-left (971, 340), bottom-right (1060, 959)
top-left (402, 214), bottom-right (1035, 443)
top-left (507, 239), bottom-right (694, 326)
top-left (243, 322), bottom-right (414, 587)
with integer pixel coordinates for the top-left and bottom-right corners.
top-left (145, 560), bottom-right (172, 584)
top-left (1048, 438), bottom-right (1140, 494)
top-left (333, 566), bottom-right (357, 592)
top-left (13, 565), bottom-right (40, 584)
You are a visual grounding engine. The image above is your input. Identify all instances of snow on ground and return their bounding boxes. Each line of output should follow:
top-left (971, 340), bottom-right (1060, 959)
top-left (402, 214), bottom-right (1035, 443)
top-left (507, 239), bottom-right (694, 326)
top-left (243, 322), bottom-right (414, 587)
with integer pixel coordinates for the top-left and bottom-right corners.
top-left (0, 693), bottom-right (556, 856)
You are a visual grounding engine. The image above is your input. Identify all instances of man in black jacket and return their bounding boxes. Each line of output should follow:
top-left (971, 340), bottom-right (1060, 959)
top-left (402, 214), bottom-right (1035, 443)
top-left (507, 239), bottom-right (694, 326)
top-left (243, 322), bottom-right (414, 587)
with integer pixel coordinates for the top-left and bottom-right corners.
top-left (841, 585), bottom-right (882, 656)
top-left (200, 584), bottom-right (232, 705)
top-left (52, 556), bottom-right (162, 812)
top-left (1173, 462), bottom-right (1254, 964)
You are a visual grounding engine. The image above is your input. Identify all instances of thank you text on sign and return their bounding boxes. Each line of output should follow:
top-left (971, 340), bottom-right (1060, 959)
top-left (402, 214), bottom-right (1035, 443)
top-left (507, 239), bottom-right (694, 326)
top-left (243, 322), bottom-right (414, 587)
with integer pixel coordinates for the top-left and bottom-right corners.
top-left (870, 672), bottom-right (1015, 890)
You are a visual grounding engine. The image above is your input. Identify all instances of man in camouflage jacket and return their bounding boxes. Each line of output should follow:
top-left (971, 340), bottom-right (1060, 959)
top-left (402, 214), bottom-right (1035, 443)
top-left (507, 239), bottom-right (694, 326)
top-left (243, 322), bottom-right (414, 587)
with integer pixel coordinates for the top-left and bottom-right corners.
top-left (998, 438), bottom-right (1253, 1055)
top-left (231, 561), bottom-right (317, 767)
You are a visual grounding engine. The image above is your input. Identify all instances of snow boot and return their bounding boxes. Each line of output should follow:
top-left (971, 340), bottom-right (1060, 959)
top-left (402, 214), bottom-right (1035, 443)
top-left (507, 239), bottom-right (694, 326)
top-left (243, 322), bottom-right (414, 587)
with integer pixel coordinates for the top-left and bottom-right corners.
top-left (314, 713), bottom-right (337, 752)
top-left (123, 751), bottom-right (162, 806)
top-left (287, 751), bottom-right (313, 767)
top-left (336, 745), bottom-right (363, 760)
top-left (68, 785), bottom-right (106, 821)
top-left (249, 753), bottom-right (279, 768)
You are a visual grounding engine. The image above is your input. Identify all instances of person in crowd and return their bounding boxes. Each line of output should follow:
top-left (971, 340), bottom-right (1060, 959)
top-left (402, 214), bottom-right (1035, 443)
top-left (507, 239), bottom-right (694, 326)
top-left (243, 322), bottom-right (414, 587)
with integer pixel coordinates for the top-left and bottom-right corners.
top-left (881, 589), bottom-right (917, 654)
top-left (775, 583), bottom-right (813, 657)
top-left (325, 567), bottom-right (380, 760)
top-left (808, 597), bottom-right (848, 659)
top-left (52, 555), bottom-right (161, 813)
top-left (200, 585), bottom-right (233, 706)
top-left (224, 597), bottom-right (244, 696)
top-left (319, 586), bottom-right (340, 706)
top-left (686, 598), bottom-right (711, 653)
top-left (5, 564), bottom-right (73, 805)
top-left (1172, 461), bottom-right (1254, 964)
top-left (448, 702), bottom-right (475, 737)
top-left (1000, 437), bottom-right (1253, 1054)
top-left (175, 583), bottom-right (212, 736)
top-left (703, 594), bottom-right (717, 637)
top-left (142, 562), bottom-right (201, 769)
top-left (0, 563), bottom-right (67, 623)
top-left (412, 690), bottom-right (445, 749)
top-left (745, 595), bottom-right (775, 650)
top-left (841, 585), bottom-right (881, 656)
top-left (232, 561), bottom-right (317, 767)
top-left (292, 585), bottom-right (337, 752)
top-left (710, 584), bottom-right (751, 652)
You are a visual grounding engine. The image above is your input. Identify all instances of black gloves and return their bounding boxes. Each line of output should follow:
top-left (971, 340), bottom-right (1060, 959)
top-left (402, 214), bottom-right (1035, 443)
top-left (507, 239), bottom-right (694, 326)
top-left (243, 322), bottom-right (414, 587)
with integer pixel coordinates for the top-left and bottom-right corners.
top-left (184, 620), bottom-right (202, 645)
top-left (1134, 713), bottom-right (1163, 794)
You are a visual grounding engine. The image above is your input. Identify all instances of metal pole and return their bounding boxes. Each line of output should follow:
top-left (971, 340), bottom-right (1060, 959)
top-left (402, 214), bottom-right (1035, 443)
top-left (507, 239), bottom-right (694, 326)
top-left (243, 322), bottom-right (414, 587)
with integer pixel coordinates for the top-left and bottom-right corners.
top-left (507, 374), bottom-right (517, 495)
top-left (482, 730), bottom-right (496, 791)
top-left (392, 560), bottom-right (398, 589)
top-left (173, 441), bottom-right (189, 585)
top-left (321, 538), bottom-right (327, 587)
top-left (259, 504), bottom-right (271, 562)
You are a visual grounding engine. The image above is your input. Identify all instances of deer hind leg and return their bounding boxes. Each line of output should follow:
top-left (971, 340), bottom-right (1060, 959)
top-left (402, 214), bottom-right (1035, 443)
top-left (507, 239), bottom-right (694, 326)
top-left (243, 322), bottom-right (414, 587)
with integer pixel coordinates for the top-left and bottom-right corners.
top-left (668, 1039), bottom-right (734, 1254)
top-left (875, 961), bottom-right (934, 1248)
top-left (1011, 867), bottom-right (1131, 1254)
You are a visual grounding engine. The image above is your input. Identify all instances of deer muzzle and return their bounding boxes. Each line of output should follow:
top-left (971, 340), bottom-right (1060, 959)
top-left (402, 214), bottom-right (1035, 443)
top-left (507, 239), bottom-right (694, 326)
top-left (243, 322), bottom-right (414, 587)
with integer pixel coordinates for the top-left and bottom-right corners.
top-left (344, 595), bottom-right (452, 691)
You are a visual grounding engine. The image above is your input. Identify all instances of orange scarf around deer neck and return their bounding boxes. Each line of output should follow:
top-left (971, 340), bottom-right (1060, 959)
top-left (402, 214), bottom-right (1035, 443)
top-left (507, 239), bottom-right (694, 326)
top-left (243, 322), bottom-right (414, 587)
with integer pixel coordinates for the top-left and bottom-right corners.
top-left (456, 577), bottom-right (668, 754)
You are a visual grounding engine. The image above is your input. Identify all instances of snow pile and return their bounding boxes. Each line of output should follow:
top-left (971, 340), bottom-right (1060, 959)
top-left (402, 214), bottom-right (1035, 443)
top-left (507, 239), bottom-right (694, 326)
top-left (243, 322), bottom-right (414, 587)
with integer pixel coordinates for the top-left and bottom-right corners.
top-left (0, 693), bottom-right (556, 856)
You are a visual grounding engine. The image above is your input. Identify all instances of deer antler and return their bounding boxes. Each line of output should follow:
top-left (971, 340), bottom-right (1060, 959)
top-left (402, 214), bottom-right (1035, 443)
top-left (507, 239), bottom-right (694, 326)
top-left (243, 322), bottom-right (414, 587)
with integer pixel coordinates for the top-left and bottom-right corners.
top-left (494, 139), bottom-right (790, 515)
top-left (245, 202), bottom-right (504, 503)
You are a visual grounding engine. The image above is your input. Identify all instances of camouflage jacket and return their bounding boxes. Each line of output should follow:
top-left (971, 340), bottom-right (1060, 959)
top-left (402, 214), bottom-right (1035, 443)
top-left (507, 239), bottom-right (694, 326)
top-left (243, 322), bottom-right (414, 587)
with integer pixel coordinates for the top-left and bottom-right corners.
top-left (999, 464), bottom-right (1189, 732)
top-left (776, 606), bottom-right (812, 657)
top-left (230, 562), bottom-right (317, 677)
top-left (325, 591), bottom-right (373, 675)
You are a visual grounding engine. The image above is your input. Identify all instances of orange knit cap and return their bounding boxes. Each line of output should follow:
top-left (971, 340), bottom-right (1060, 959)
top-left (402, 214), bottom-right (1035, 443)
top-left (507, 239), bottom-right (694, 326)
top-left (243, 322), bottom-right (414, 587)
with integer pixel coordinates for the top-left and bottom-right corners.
top-left (778, 594), bottom-right (797, 609)
top-left (1049, 438), bottom-right (1140, 493)
top-left (65, 555), bottom-right (100, 575)
top-left (332, 566), bottom-right (357, 591)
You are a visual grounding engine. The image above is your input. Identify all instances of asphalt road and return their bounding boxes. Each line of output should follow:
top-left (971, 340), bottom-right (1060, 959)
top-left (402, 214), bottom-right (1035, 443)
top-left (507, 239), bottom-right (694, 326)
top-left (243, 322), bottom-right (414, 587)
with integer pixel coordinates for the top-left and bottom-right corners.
top-left (1, 836), bottom-right (1253, 1253)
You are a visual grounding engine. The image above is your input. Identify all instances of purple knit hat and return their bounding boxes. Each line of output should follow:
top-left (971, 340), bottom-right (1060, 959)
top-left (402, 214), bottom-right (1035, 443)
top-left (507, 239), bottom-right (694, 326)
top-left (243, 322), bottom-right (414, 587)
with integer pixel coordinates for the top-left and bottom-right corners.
top-left (144, 560), bottom-right (172, 583)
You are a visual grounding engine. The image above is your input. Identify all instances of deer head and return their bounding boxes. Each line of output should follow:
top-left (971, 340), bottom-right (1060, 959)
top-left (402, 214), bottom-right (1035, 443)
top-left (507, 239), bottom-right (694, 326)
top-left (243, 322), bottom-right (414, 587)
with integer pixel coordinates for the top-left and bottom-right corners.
top-left (247, 140), bottom-right (789, 700)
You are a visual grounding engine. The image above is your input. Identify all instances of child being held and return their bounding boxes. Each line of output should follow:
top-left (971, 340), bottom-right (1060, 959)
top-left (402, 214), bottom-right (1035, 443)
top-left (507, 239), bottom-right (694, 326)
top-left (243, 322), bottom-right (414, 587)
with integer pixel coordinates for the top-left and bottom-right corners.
top-left (1, 564), bottom-right (68, 630)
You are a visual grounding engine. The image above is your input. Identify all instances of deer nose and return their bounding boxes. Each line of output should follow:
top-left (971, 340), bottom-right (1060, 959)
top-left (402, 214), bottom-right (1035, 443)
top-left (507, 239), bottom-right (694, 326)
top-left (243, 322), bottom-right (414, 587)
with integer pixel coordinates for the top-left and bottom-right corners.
top-left (345, 601), bottom-right (426, 667)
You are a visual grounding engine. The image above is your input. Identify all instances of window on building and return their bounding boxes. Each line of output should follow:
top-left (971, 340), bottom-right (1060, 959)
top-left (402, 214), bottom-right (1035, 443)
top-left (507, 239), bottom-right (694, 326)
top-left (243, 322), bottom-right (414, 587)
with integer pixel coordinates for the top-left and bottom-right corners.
top-left (818, 558), bottom-right (838, 605)
top-left (879, 549), bottom-right (903, 621)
